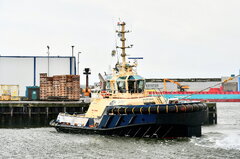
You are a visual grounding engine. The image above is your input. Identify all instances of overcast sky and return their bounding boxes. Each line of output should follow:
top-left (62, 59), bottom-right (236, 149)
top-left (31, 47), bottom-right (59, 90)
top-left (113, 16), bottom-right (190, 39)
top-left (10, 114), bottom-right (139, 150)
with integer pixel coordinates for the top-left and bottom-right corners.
top-left (1, 0), bottom-right (240, 84)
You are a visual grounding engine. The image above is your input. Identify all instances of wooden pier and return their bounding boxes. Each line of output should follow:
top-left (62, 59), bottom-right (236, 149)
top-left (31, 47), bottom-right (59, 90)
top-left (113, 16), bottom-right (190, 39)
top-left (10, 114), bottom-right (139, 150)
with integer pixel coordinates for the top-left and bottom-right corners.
top-left (0, 101), bottom-right (89, 127)
top-left (0, 101), bottom-right (89, 116)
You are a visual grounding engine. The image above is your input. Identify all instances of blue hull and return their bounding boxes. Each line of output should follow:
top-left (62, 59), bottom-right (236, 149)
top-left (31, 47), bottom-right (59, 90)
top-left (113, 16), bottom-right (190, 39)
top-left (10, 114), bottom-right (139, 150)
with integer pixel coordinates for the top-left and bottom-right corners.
top-left (51, 103), bottom-right (208, 138)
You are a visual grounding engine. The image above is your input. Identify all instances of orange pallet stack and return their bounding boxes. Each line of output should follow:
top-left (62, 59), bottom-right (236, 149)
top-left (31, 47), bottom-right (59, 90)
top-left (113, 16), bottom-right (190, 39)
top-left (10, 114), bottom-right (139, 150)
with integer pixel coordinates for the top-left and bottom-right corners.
top-left (72, 75), bottom-right (80, 100)
top-left (66, 75), bottom-right (73, 100)
top-left (40, 73), bottom-right (80, 101)
top-left (47, 77), bottom-right (53, 97)
top-left (59, 75), bottom-right (67, 98)
top-left (40, 73), bottom-right (48, 100)
top-left (53, 76), bottom-right (60, 97)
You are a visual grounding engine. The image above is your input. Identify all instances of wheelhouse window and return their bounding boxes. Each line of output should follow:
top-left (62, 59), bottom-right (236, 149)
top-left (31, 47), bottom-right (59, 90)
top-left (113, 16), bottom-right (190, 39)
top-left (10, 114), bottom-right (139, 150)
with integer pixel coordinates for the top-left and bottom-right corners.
top-left (127, 75), bottom-right (145, 93)
top-left (117, 81), bottom-right (126, 93)
top-left (128, 80), bottom-right (135, 93)
top-left (106, 81), bottom-right (111, 90)
top-left (117, 76), bottom-right (127, 93)
top-left (136, 80), bottom-right (144, 93)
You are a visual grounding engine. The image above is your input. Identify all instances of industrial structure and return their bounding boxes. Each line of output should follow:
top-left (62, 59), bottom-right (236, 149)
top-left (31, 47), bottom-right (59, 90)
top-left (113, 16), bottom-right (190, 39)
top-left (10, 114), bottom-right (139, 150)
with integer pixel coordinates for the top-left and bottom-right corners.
top-left (146, 76), bottom-right (240, 102)
top-left (0, 56), bottom-right (77, 96)
top-left (145, 77), bottom-right (240, 92)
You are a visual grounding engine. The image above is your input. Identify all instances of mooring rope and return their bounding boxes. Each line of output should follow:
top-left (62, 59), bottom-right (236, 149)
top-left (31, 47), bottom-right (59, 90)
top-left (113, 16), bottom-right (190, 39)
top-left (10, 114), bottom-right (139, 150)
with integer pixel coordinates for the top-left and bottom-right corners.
top-left (153, 88), bottom-right (168, 103)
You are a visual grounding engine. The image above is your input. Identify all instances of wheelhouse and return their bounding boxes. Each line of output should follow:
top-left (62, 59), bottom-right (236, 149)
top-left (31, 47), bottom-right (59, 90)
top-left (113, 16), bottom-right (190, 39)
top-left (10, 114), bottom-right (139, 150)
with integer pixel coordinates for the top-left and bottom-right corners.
top-left (116, 75), bottom-right (145, 93)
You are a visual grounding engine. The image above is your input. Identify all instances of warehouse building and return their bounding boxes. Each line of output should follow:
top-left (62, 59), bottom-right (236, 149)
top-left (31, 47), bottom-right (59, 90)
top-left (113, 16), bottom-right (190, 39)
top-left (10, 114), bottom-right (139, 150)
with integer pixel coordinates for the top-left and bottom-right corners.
top-left (0, 56), bottom-right (77, 96)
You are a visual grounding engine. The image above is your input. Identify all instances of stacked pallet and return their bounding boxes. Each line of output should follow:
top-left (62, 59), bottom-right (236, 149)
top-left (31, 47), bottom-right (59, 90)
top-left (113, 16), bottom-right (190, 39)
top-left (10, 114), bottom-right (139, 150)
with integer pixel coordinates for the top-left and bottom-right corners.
top-left (40, 73), bottom-right (48, 100)
top-left (72, 75), bottom-right (80, 99)
top-left (40, 73), bottom-right (80, 100)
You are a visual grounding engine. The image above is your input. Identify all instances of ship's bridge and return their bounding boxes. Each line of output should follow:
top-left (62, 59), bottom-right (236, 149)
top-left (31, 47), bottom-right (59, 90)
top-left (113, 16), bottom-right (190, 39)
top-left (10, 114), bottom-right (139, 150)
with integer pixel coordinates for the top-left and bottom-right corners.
top-left (116, 75), bottom-right (145, 93)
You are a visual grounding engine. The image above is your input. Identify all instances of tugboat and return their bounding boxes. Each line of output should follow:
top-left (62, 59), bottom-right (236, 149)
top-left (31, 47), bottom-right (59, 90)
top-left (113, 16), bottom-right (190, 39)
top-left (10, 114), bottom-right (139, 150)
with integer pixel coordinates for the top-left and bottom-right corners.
top-left (50, 22), bottom-right (208, 138)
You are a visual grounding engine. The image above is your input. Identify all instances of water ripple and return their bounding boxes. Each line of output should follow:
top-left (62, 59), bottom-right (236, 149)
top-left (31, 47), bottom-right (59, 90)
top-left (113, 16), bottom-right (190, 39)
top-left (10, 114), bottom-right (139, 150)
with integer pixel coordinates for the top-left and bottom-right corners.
top-left (0, 103), bottom-right (240, 158)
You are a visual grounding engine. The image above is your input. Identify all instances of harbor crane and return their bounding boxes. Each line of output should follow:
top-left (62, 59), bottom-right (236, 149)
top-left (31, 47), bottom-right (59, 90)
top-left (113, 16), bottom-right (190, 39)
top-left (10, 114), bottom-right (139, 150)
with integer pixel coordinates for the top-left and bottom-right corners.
top-left (163, 79), bottom-right (190, 92)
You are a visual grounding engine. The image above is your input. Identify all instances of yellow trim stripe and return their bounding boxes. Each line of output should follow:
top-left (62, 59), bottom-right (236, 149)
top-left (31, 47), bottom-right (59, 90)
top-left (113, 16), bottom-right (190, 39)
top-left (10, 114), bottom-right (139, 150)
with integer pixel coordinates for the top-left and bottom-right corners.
top-left (132, 107), bottom-right (135, 114)
top-left (148, 106), bottom-right (151, 114)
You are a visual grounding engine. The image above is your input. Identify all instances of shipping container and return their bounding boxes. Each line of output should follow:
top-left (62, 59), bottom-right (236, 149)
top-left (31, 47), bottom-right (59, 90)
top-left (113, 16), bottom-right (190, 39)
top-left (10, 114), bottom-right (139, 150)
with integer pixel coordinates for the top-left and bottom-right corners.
top-left (26, 86), bottom-right (40, 100)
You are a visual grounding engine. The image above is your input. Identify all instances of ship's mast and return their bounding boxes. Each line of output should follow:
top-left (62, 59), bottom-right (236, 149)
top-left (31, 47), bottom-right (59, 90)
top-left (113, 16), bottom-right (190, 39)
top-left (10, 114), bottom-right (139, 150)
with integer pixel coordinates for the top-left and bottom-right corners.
top-left (116, 22), bottom-right (131, 72)
top-left (120, 22), bottom-right (126, 65)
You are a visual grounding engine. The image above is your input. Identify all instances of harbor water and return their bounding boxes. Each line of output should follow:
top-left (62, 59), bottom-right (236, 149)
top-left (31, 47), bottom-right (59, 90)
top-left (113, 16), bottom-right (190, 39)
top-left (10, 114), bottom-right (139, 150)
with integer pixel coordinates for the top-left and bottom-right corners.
top-left (0, 103), bottom-right (240, 159)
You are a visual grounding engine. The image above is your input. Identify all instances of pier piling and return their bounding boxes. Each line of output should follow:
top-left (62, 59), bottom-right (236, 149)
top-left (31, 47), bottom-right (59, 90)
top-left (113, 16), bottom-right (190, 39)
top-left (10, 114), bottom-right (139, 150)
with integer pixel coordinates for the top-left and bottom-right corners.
top-left (205, 103), bottom-right (217, 125)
